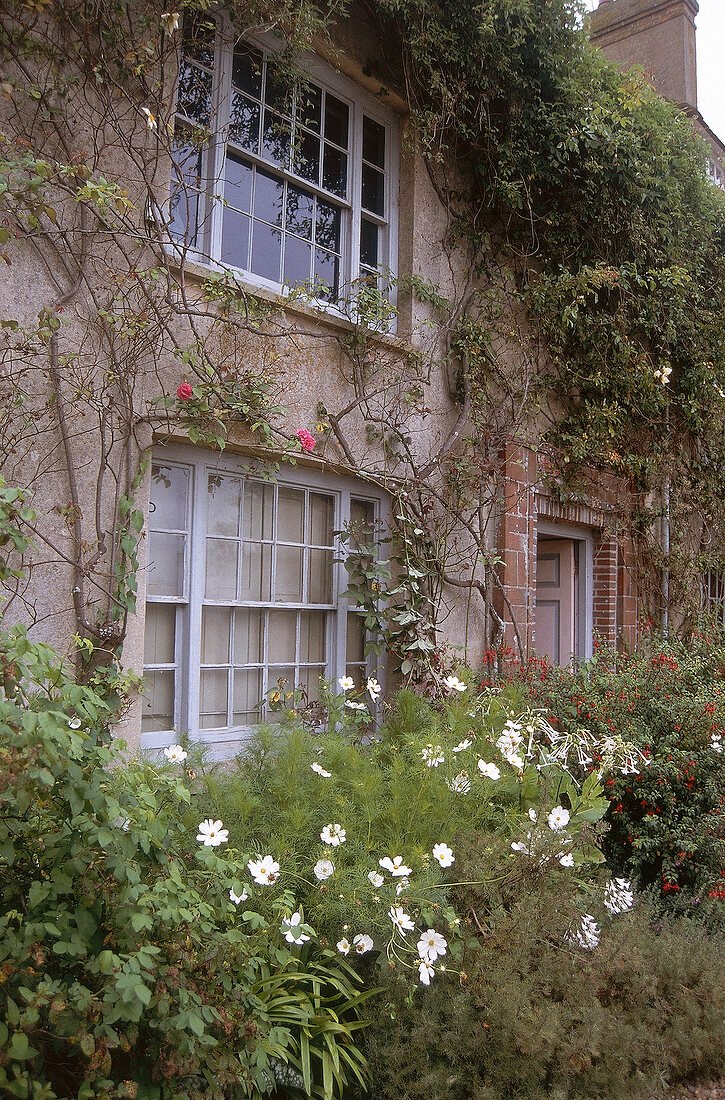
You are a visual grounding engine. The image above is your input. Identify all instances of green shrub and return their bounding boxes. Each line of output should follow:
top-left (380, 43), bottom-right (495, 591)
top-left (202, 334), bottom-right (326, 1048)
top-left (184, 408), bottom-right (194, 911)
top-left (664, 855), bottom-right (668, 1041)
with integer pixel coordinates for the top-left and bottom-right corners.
top-left (495, 634), bottom-right (725, 921)
top-left (0, 629), bottom-right (368, 1100)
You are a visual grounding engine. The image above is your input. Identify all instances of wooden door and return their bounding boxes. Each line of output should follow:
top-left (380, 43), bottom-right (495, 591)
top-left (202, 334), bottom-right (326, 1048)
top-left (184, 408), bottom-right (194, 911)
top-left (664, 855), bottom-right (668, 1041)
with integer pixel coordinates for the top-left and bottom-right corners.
top-left (535, 539), bottom-right (575, 666)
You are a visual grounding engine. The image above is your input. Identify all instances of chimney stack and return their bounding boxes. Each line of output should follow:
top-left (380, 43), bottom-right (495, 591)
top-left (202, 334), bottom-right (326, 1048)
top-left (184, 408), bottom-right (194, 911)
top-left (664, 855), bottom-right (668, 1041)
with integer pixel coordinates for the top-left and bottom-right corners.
top-left (589, 0), bottom-right (699, 110)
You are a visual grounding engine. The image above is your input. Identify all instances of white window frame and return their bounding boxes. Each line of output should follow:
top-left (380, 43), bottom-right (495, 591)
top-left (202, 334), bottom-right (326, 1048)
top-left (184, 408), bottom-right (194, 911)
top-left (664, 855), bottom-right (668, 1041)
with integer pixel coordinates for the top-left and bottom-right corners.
top-left (141, 444), bottom-right (388, 753)
top-left (170, 15), bottom-right (399, 316)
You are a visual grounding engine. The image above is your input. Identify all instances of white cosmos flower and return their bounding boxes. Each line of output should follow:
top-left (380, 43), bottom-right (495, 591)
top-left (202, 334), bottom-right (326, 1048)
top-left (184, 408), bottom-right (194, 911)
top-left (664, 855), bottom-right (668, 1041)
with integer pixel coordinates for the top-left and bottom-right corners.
top-left (229, 886), bottom-right (249, 905)
top-left (164, 744), bottom-right (188, 763)
top-left (338, 676), bottom-right (355, 691)
top-left (418, 959), bottom-right (435, 985)
top-left (444, 675), bottom-right (467, 693)
top-left (196, 819), bottom-right (229, 847)
top-left (314, 859), bottom-right (334, 880)
top-left (421, 744), bottom-right (445, 767)
top-left (367, 677), bottom-right (382, 701)
top-left (417, 929), bottom-right (448, 963)
top-left (395, 877), bottom-right (410, 896)
top-left (497, 730), bottom-right (523, 757)
top-left (160, 11), bottom-right (180, 33)
top-left (432, 842), bottom-right (455, 868)
top-left (447, 771), bottom-right (471, 794)
top-left (310, 762), bottom-right (331, 777)
top-left (453, 738), bottom-right (472, 752)
top-left (528, 808), bottom-right (537, 822)
top-left (604, 878), bottom-right (634, 914)
top-left (388, 906), bottom-right (415, 935)
top-left (511, 834), bottom-right (536, 856)
top-left (337, 937), bottom-right (351, 955)
top-left (345, 700), bottom-right (367, 711)
top-left (379, 855), bottom-right (412, 877)
top-left (477, 759), bottom-right (500, 780)
top-left (248, 855), bottom-right (280, 885)
top-left (568, 914), bottom-right (600, 950)
top-left (506, 753), bottom-right (524, 770)
top-left (67, 715), bottom-right (82, 729)
top-left (282, 912), bottom-right (310, 944)
top-left (320, 823), bottom-right (346, 846)
top-left (354, 933), bottom-right (374, 954)
top-left (141, 106), bottom-right (157, 131)
top-left (367, 870), bottom-right (384, 888)
top-left (547, 806), bottom-right (570, 832)
top-left (559, 853), bottom-right (574, 868)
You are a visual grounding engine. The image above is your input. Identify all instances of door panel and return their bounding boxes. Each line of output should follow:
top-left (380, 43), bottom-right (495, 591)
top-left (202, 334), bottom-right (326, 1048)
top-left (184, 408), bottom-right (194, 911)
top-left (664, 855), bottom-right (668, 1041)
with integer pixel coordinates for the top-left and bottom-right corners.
top-left (536, 539), bottom-right (575, 666)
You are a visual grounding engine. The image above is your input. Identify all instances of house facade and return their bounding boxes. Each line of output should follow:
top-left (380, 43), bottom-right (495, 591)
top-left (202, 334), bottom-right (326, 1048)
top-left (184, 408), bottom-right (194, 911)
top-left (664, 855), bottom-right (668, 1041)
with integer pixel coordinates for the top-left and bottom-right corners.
top-left (0, 0), bottom-right (719, 757)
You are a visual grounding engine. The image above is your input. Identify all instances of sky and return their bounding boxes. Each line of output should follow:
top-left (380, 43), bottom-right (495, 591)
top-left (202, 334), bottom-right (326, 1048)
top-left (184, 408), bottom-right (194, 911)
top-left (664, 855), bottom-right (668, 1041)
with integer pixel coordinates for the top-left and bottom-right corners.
top-left (582, 0), bottom-right (725, 141)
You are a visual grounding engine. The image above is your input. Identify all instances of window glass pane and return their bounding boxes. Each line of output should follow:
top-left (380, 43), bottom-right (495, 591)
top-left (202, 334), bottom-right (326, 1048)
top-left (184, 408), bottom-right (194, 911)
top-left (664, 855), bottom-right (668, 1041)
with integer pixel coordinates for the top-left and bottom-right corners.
top-left (315, 200), bottom-right (340, 252)
top-left (250, 222), bottom-right (282, 282)
top-left (205, 539), bottom-right (238, 600)
top-left (286, 185), bottom-right (314, 238)
top-left (313, 248), bottom-right (339, 298)
top-left (262, 109), bottom-right (291, 165)
top-left (268, 610), bottom-right (297, 664)
top-left (229, 94), bottom-right (260, 153)
top-left (199, 669), bottom-right (228, 728)
top-left (363, 116), bottom-right (386, 167)
top-left (234, 608), bottom-right (264, 664)
top-left (222, 209), bottom-right (250, 269)
top-left (265, 65), bottom-right (294, 115)
top-left (308, 548), bottom-right (333, 603)
top-left (177, 61), bottom-right (213, 125)
top-left (309, 492), bottom-right (334, 545)
top-left (346, 610), bottom-right (365, 663)
top-left (278, 487), bottom-right (305, 542)
top-left (268, 666), bottom-right (295, 691)
top-left (362, 164), bottom-right (385, 215)
top-left (182, 17), bottom-right (215, 67)
top-left (150, 465), bottom-right (189, 531)
top-left (299, 611), bottom-right (326, 663)
top-left (243, 481), bottom-right (273, 540)
top-left (142, 670), bottom-right (175, 733)
top-left (201, 605), bottom-right (231, 664)
top-left (148, 532), bottom-right (185, 598)
top-left (207, 474), bottom-right (242, 536)
top-left (293, 131), bottom-right (320, 184)
top-left (232, 43), bottom-right (263, 98)
top-left (360, 219), bottom-right (379, 269)
top-left (350, 497), bottom-right (376, 527)
top-left (322, 144), bottom-right (347, 197)
top-left (253, 168), bottom-right (284, 226)
top-left (299, 84), bottom-right (322, 132)
top-left (240, 543), bottom-right (272, 601)
top-left (144, 603), bottom-right (176, 665)
top-left (233, 669), bottom-right (263, 723)
top-left (324, 95), bottom-right (349, 148)
top-left (283, 235), bottom-right (313, 287)
top-left (275, 545), bottom-right (303, 602)
top-left (298, 665), bottom-right (323, 703)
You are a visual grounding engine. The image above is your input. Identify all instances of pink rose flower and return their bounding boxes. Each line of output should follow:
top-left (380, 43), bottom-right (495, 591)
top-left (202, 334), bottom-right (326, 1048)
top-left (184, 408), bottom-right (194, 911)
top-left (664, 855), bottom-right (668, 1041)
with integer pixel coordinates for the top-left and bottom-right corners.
top-left (176, 382), bottom-right (193, 401)
top-left (296, 429), bottom-right (316, 452)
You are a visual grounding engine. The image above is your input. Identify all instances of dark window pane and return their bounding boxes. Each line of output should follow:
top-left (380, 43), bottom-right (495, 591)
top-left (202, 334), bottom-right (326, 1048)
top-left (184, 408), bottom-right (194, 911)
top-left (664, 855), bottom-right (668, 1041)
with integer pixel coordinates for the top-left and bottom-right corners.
top-left (298, 83), bottom-right (322, 132)
top-left (322, 144), bottom-right (347, 197)
top-left (265, 64), bottom-right (293, 115)
top-left (283, 235), bottom-right (313, 287)
top-left (362, 164), bottom-right (384, 215)
top-left (232, 43), bottom-right (263, 98)
top-left (251, 221), bottom-right (282, 282)
top-left (363, 115), bottom-right (386, 167)
top-left (286, 185), bottom-right (314, 239)
top-left (170, 138), bottom-right (203, 242)
top-left (315, 199), bottom-right (340, 252)
top-left (177, 61), bottom-right (213, 125)
top-left (314, 248), bottom-right (339, 298)
top-left (262, 109), bottom-right (291, 166)
top-left (293, 130), bottom-right (320, 184)
top-left (225, 154), bottom-right (252, 212)
top-left (253, 167), bottom-right (284, 226)
top-left (221, 207), bottom-right (250, 269)
top-left (360, 218), bottom-right (379, 269)
top-left (229, 92), bottom-right (260, 153)
top-left (182, 17), bottom-right (214, 67)
top-left (324, 94), bottom-right (349, 148)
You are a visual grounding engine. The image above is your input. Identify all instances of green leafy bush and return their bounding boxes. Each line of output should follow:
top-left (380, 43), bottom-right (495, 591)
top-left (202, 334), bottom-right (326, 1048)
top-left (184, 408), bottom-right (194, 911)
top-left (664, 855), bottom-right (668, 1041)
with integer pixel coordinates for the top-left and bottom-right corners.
top-left (0, 630), bottom-right (368, 1100)
top-left (495, 634), bottom-right (725, 921)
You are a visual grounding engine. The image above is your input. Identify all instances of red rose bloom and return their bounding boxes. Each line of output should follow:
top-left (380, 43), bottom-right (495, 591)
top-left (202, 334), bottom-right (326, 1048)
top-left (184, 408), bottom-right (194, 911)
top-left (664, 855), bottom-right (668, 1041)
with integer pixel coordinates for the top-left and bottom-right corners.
top-left (176, 382), bottom-right (193, 401)
top-left (296, 429), bottom-right (316, 452)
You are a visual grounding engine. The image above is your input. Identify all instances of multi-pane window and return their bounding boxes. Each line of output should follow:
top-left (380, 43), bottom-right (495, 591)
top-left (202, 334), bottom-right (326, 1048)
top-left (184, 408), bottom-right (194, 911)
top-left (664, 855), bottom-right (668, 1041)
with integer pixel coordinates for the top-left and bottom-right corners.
top-left (702, 568), bottom-right (725, 623)
top-left (141, 448), bottom-right (385, 749)
top-left (169, 17), bottom-right (398, 303)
